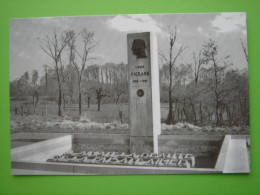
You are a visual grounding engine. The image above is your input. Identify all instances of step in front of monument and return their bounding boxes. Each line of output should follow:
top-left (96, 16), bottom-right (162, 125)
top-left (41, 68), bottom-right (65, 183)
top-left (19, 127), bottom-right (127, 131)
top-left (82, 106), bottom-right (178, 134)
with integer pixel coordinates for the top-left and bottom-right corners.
top-left (11, 133), bottom-right (249, 174)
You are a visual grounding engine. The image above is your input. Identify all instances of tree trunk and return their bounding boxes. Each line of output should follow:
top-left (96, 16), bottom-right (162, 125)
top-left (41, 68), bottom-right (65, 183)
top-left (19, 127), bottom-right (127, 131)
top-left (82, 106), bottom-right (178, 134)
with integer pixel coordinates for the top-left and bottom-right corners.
top-left (15, 106), bottom-right (18, 115)
top-left (219, 108), bottom-right (224, 125)
top-left (63, 93), bottom-right (66, 112)
top-left (226, 105), bottom-right (233, 126)
top-left (21, 105), bottom-right (23, 116)
top-left (189, 98), bottom-right (197, 125)
top-left (79, 91), bottom-right (82, 116)
top-left (182, 109), bottom-right (188, 123)
top-left (58, 88), bottom-right (62, 116)
top-left (175, 99), bottom-right (178, 122)
top-left (199, 101), bottom-right (203, 126)
top-left (167, 89), bottom-right (173, 124)
top-left (32, 95), bottom-right (35, 114)
top-left (214, 92), bottom-right (220, 126)
top-left (182, 98), bottom-right (188, 122)
top-left (215, 101), bottom-right (219, 126)
top-left (97, 97), bottom-right (101, 111)
top-left (45, 72), bottom-right (48, 88)
top-left (87, 96), bottom-right (90, 108)
top-left (177, 108), bottom-right (180, 122)
top-left (32, 90), bottom-right (39, 115)
top-left (115, 94), bottom-right (120, 105)
top-left (212, 54), bottom-right (220, 126)
top-left (69, 95), bottom-right (73, 104)
top-left (54, 60), bottom-right (62, 117)
top-left (119, 111), bottom-right (123, 124)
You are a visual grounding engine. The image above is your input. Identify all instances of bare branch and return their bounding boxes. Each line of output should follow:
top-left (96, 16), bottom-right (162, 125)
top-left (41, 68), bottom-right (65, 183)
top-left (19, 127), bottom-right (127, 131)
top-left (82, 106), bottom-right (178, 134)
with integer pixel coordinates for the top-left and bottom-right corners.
top-left (171, 65), bottom-right (191, 93)
top-left (240, 38), bottom-right (248, 63)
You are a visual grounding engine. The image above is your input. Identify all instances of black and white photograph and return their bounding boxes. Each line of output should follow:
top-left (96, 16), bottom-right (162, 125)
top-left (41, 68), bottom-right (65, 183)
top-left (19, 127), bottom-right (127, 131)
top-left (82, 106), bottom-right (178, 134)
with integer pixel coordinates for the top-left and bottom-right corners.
top-left (10, 13), bottom-right (250, 175)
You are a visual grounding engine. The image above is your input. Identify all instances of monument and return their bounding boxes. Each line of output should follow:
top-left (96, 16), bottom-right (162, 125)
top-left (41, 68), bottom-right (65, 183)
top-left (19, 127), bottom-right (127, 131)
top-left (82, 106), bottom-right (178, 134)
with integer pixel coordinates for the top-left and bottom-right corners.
top-left (45, 32), bottom-right (195, 169)
top-left (127, 32), bottom-right (161, 154)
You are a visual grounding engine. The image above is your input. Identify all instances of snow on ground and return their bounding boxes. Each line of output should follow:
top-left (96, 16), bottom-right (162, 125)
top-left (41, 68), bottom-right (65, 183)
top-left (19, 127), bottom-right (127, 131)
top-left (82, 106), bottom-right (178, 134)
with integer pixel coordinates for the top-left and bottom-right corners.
top-left (10, 115), bottom-right (249, 135)
top-left (10, 115), bottom-right (129, 134)
top-left (161, 122), bottom-right (249, 135)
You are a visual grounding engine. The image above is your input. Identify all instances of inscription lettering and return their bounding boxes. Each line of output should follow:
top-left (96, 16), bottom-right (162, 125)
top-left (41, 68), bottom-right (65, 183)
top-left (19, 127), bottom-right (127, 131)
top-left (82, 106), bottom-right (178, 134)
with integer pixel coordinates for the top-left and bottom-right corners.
top-left (131, 71), bottom-right (150, 76)
top-left (135, 65), bottom-right (145, 69)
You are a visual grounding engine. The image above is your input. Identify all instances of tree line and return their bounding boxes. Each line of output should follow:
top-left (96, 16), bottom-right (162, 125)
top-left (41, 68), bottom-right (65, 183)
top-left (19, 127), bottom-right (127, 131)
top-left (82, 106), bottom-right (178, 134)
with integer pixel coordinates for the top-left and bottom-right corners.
top-left (10, 62), bottom-right (128, 113)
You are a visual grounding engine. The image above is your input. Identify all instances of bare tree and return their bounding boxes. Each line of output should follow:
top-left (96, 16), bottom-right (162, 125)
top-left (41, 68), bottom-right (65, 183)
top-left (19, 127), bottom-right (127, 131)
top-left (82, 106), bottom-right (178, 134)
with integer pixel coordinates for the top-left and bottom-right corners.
top-left (159, 26), bottom-right (186, 124)
top-left (39, 30), bottom-right (68, 116)
top-left (31, 70), bottom-right (39, 114)
top-left (70, 29), bottom-right (99, 116)
top-left (202, 39), bottom-right (233, 126)
top-left (191, 50), bottom-right (205, 125)
top-left (202, 39), bottom-right (221, 125)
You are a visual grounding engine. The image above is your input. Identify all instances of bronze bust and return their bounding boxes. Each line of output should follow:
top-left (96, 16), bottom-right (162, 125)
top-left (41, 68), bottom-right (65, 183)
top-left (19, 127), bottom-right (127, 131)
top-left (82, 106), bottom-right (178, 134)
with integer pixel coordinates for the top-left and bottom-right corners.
top-left (131, 39), bottom-right (147, 58)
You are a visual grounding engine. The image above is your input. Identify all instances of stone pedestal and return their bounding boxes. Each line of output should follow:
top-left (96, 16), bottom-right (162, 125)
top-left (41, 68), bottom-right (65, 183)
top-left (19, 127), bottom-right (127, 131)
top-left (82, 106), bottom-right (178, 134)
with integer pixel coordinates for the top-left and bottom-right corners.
top-left (127, 32), bottom-right (161, 154)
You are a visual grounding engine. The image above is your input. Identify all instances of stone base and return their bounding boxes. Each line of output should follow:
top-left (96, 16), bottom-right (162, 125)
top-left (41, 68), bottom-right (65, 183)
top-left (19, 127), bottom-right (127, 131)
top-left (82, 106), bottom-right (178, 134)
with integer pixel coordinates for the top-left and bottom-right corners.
top-left (130, 136), bottom-right (156, 154)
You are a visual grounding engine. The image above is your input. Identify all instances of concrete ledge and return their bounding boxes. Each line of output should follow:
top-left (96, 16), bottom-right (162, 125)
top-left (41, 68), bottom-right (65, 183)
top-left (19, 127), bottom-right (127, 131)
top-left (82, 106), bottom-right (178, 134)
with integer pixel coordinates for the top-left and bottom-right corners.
top-left (215, 135), bottom-right (231, 171)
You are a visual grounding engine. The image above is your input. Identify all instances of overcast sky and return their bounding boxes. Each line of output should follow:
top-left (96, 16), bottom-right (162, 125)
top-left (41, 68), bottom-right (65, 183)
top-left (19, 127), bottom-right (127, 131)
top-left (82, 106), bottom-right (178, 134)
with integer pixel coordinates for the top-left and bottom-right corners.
top-left (9, 13), bottom-right (248, 81)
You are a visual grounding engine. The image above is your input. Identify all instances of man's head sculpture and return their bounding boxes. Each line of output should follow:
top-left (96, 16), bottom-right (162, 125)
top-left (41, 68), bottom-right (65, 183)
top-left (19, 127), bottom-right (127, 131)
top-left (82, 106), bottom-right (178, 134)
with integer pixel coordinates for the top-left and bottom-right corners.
top-left (131, 39), bottom-right (147, 58)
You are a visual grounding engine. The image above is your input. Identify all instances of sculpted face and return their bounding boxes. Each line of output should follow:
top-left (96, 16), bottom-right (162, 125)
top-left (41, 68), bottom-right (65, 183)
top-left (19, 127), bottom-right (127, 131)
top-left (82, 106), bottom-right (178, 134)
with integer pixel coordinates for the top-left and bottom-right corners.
top-left (131, 39), bottom-right (147, 58)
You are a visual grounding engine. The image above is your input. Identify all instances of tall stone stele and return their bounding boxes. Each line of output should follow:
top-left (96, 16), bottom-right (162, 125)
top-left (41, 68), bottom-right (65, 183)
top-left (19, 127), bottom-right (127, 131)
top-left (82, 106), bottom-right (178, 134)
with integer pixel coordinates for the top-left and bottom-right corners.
top-left (127, 32), bottom-right (161, 154)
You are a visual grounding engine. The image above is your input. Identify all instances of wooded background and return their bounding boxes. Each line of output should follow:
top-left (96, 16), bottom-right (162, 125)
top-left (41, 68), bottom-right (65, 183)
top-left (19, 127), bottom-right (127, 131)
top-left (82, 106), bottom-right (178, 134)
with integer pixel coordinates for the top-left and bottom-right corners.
top-left (10, 27), bottom-right (249, 127)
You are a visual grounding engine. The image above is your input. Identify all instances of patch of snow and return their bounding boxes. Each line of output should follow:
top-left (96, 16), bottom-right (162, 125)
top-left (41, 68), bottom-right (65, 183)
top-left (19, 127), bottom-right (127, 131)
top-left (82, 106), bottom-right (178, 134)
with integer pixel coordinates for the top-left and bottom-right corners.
top-left (161, 122), bottom-right (202, 132)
